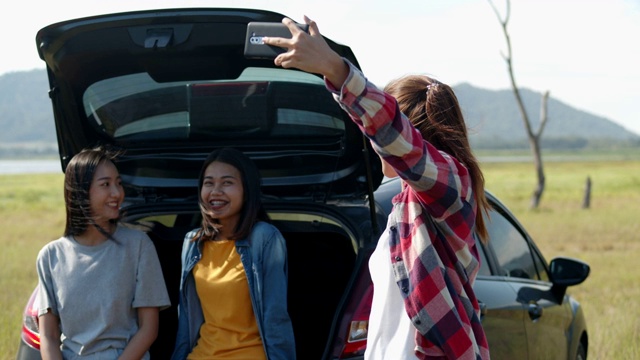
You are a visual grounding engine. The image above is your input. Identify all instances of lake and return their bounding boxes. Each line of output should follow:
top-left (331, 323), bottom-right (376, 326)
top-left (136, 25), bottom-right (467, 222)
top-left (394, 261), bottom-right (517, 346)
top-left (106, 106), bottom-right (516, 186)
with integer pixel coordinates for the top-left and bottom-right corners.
top-left (0, 157), bottom-right (533, 176)
top-left (0, 154), bottom-right (612, 176)
top-left (0, 160), bottom-right (62, 175)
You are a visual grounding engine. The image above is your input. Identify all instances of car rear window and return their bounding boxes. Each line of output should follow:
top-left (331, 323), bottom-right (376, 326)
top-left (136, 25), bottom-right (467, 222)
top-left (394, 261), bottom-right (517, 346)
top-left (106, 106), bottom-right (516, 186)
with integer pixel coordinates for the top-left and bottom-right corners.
top-left (82, 67), bottom-right (345, 143)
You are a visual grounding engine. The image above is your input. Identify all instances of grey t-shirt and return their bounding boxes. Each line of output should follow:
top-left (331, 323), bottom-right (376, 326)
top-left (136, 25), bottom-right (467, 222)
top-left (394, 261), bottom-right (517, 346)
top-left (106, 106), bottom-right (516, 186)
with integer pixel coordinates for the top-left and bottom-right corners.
top-left (36, 225), bottom-right (171, 359)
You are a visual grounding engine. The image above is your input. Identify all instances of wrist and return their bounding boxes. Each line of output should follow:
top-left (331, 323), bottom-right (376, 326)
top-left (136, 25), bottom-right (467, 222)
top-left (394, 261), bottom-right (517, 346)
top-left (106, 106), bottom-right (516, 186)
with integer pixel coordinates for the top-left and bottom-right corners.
top-left (324, 55), bottom-right (349, 89)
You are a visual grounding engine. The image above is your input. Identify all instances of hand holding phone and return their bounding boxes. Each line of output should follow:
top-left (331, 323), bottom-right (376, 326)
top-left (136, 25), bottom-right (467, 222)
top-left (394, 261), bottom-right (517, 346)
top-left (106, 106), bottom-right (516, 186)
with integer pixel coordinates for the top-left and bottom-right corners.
top-left (244, 22), bottom-right (310, 59)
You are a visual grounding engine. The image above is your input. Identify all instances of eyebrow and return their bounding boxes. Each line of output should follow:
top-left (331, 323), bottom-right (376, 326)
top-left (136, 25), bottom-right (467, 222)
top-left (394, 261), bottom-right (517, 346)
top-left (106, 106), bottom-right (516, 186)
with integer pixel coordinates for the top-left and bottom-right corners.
top-left (204, 174), bottom-right (237, 179)
top-left (95, 175), bottom-right (121, 182)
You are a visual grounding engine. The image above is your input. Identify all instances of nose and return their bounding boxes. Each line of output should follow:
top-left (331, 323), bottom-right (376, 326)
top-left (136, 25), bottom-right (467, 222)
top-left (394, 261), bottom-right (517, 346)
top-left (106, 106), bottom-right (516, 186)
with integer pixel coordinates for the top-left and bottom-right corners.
top-left (111, 183), bottom-right (123, 197)
top-left (209, 183), bottom-right (223, 195)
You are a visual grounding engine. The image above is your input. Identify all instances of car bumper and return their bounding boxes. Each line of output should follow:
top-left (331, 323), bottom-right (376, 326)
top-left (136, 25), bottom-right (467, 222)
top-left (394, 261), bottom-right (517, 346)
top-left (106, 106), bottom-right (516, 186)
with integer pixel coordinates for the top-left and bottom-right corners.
top-left (15, 341), bottom-right (40, 360)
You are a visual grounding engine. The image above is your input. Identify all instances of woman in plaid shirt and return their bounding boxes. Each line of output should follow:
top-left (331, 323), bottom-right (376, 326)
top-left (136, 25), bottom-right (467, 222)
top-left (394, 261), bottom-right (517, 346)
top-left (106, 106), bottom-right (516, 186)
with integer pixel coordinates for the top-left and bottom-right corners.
top-left (264, 16), bottom-right (491, 360)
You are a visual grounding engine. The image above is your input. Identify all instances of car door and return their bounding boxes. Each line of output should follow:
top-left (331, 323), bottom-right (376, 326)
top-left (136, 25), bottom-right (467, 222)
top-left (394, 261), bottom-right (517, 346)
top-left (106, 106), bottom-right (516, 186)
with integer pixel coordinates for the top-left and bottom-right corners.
top-left (473, 231), bottom-right (528, 359)
top-left (473, 275), bottom-right (529, 359)
top-left (483, 204), bottom-right (572, 360)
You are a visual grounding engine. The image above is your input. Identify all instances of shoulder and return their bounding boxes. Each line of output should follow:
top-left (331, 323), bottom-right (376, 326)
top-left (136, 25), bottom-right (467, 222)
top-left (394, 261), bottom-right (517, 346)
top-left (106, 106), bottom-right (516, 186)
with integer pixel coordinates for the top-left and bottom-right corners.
top-left (248, 221), bottom-right (286, 248)
top-left (117, 224), bottom-right (149, 238)
top-left (115, 224), bottom-right (154, 249)
top-left (38, 238), bottom-right (62, 259)
top-left (247, 222), bottom-right (288, 263)
top-left (180, 228), bottom-right (201, 255)
top-left (37, 236), bottom-right (68, 258)
top-left (185, 228), bottom-right (200, 241)
top-left (36, 236), bottom-right (72, 269)
top-left (251, 221), bottom-right (282, 238)
top-left (182, 228), bottom-right (201, 249)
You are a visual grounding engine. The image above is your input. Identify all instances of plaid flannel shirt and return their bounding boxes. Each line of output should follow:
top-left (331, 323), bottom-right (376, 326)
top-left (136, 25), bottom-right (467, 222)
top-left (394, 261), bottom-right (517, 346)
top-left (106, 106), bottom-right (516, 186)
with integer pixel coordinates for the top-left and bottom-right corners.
top-left (327, 61), bottom-right (490, 359)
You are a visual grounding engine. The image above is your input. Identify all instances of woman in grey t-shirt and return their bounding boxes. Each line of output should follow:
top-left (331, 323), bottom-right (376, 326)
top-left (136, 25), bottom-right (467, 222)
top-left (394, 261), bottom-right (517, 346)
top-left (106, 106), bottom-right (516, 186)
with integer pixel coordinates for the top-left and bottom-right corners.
top-left (36, 146), bottom-right (170, 360)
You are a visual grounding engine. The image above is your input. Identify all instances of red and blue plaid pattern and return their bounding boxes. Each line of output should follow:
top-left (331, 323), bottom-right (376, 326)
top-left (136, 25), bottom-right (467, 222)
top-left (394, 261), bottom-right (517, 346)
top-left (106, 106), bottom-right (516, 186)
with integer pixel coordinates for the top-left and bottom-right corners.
top-left (328, 61), bottom-right (490, 359)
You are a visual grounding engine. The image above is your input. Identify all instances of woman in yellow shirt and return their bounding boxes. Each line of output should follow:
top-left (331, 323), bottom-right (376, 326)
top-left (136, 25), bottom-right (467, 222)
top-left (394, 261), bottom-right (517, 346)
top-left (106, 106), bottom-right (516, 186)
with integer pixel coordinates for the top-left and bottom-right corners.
top-left (172, 147), bottom-right (296, 360)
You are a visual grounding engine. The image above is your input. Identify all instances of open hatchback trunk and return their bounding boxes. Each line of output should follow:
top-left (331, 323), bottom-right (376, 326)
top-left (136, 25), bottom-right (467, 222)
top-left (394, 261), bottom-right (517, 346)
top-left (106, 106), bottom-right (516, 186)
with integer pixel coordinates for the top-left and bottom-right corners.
top-left (35, 7), bottom-right (385, 359)
top-left (35, 7), bottom-right (382, 201)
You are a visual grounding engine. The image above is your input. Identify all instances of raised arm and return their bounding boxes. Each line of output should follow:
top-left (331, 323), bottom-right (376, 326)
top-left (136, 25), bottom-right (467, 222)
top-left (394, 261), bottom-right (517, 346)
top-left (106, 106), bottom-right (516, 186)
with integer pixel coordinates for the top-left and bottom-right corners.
top-left (265, 16), bottom-right (471, 219)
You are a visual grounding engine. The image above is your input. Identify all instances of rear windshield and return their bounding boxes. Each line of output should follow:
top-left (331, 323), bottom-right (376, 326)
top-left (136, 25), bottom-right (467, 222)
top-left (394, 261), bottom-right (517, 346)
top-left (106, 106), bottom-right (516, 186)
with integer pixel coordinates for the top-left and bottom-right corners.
top-left (82, 68), bottom-right (345, 143)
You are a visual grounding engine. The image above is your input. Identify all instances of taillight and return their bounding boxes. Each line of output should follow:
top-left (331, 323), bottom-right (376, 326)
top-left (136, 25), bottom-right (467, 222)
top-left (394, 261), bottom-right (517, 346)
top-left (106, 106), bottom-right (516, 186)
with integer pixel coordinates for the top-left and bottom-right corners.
top-left (331, 262), bottom-right (374, 359)
top-left (340, 284), bottom-right (373, 357)
top-left (21, 289), bottom-right (40, 350)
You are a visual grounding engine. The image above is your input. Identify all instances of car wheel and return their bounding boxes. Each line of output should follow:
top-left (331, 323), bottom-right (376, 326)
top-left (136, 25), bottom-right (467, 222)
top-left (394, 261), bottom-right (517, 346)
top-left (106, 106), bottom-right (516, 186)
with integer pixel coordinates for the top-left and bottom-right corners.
top-left (576, 342), bottom-right (587, 360)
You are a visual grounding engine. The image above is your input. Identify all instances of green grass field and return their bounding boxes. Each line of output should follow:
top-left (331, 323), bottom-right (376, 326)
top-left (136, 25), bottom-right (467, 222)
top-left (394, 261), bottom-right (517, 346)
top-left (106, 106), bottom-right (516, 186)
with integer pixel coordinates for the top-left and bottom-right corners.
top-left (1, 159), bottom-right (639, 359)
top-left (482, 160), bottom-right (640, 359)
top-left (0, 173), bottom-right (65, 360)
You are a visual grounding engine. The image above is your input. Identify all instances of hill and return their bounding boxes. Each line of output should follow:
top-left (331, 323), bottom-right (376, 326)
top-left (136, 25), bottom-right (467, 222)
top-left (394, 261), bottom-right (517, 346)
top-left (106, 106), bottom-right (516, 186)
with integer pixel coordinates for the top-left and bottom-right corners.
top-left (454, 83), bottom-right (639, 149)
top-left (0, 69), bottom-right (638, 157)
top-left (0, 69), bottom-right (56, 157)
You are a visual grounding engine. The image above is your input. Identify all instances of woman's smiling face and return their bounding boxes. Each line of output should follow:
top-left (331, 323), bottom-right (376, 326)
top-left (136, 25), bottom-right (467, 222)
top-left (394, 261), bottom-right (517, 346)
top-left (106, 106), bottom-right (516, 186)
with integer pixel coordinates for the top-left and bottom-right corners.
top-left (88, 160), bottom-right (123, 229)
top-left (200, 161), bottom-right (244, 232)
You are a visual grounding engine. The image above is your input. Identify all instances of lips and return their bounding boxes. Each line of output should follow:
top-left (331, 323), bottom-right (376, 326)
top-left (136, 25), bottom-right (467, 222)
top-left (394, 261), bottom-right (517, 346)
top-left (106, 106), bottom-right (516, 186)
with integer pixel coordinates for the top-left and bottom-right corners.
top-left (106, 202), bottom-right (120, 216)
top-left (208, 200), bottom-right (229, 210)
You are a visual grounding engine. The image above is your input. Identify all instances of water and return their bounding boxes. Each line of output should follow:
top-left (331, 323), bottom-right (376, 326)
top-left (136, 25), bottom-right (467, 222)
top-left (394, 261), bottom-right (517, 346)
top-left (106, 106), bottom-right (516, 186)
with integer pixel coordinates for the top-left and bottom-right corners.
top-left (0, 160), bottom-right (62, 175)
top-left (0, 155), bottom-right (589, 176)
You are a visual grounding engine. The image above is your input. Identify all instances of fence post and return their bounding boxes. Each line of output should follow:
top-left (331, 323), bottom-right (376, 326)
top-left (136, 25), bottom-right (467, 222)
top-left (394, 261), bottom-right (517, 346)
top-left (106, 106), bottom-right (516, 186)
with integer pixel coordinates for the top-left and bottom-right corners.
top-left (582, 176), bottom-right (591, 209)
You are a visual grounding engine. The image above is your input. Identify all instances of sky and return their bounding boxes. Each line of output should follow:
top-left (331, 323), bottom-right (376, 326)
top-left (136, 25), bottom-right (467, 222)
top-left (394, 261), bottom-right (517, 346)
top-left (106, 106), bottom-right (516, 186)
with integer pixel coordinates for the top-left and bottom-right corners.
top-left (2, 0), bottom-right (639, 135)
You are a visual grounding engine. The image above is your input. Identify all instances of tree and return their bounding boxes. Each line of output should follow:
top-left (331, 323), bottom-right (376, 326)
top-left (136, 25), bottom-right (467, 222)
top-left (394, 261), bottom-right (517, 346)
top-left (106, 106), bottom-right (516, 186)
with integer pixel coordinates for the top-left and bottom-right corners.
top-left (488, 0), bottom-right (549, 209)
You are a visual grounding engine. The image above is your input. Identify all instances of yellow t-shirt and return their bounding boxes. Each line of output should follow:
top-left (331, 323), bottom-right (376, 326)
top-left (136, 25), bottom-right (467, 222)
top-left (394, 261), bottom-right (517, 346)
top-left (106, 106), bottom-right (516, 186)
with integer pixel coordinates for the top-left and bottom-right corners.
top-left (187, 240), bottom-right (266, 360)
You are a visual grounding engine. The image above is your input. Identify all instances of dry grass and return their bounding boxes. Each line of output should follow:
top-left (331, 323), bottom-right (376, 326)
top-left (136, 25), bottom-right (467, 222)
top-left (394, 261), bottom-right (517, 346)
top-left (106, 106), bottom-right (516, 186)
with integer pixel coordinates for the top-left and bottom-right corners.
top-left (0, 173), bottom-right (65, 359)
top-left (482, 160), bottom-right (640, 359)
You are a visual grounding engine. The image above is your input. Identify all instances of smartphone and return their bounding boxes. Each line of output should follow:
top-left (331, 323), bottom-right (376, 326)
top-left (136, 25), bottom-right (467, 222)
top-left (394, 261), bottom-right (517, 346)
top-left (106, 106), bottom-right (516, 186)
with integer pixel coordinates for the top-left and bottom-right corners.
top-left (244, 22), bottom-right (309, 59)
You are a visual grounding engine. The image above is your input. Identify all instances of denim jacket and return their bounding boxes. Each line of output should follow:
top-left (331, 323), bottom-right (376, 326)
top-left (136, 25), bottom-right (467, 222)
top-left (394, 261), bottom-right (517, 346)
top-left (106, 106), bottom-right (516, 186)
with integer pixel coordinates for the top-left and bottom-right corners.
top-left (171, 221), bottom-right (296, 360)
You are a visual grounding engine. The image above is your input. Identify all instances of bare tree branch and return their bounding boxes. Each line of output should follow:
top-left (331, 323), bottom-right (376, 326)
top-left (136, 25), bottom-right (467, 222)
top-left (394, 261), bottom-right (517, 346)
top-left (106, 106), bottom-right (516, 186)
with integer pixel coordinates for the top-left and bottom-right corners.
top-left (537, 91), bottom-right (550, 137)
top-left (487, 0), bottom-right (549, 209)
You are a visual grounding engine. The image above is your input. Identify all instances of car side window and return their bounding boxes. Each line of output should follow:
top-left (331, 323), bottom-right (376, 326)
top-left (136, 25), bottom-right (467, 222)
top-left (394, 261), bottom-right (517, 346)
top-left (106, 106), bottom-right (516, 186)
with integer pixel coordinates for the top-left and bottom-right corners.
top-left (485, 210), bottom-right (539, 280)
top-left (531, 245), bottom-right (549, 282)
top-left (476, 238), bottom-right (491, 276)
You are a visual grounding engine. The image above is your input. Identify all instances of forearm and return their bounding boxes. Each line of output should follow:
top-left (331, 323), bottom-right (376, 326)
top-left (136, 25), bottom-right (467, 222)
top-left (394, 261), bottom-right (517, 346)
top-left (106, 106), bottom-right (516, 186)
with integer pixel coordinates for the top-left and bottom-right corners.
top-left (332, 63), bottom-right (429, 175)
top-left (118, 332), bottom-right (155, 360)
top-left (40, 337), bottom-right (63, 360)
top-left (118, 307), bottom-right (159, 360)
top-left (39, 312), bottom-right (62, 360)
top-left (334, 62), bottom-right (468, 208)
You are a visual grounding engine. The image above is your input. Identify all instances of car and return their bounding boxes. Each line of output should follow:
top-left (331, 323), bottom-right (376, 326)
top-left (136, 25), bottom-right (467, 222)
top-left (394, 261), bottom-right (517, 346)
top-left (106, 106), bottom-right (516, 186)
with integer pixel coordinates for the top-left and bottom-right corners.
top-left (17, 7), bottom-right (590, 360)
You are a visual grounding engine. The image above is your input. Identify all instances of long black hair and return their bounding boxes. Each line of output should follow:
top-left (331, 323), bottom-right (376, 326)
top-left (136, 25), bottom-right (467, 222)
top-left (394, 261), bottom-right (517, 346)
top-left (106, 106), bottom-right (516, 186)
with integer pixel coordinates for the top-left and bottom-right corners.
top-left (63, 145), bottom-right (123, 239)
top-left (195, 147), bottom-right (269, 241)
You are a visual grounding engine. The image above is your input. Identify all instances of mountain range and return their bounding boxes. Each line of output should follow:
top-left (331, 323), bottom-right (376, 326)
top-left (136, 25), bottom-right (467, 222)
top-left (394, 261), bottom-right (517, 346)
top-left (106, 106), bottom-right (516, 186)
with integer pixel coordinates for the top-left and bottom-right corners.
top-left (0, 69), bottom-right (638, 157)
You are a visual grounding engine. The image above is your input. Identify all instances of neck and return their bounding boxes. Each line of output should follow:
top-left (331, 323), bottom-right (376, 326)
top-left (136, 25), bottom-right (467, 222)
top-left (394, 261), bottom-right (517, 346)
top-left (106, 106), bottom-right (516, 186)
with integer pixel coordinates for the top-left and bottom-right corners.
top-left (74, 223), bottom-right (115, 246)
top-left (212, 228), bottom-right (233, 241)
top-left (213, 217), bottom-right (239, 241)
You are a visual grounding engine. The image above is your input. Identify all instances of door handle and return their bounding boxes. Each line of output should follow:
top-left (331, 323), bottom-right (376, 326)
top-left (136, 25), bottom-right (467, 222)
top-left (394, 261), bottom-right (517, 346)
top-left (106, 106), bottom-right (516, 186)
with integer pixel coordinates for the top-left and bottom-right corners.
top-left (478, 300), bottom-right (488, 321)
top-left (528, 302), bottom-right (543, 321)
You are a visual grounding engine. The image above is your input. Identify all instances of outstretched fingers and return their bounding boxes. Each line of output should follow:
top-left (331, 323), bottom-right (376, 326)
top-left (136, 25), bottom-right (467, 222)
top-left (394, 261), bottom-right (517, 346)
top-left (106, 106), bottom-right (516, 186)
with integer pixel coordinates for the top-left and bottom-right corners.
top-left (282, 17), bottom-right (303, 35)
top-left (303, 15), bottom-right (320, 36)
